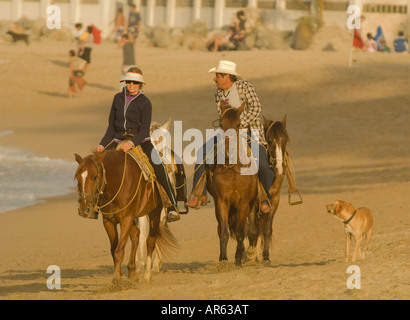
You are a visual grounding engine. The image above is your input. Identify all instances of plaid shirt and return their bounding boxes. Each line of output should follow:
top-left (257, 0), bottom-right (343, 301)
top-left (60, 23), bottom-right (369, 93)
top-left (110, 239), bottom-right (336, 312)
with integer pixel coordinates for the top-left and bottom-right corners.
top-left (215, 79), bottom-right (267, 146)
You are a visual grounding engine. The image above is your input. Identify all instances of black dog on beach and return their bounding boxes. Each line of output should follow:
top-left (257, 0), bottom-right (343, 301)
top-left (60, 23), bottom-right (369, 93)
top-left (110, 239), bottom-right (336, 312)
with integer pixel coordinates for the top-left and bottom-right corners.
top-left (6, 30), bottom-right (30, 45)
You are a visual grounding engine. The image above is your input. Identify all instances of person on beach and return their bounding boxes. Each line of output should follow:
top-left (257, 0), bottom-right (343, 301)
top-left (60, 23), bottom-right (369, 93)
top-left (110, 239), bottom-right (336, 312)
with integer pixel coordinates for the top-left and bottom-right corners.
top-left (96, 67), bottom-right (180, 222)
top-left (115, 8), bottom-right (126, 48)
top-left (185, 60), bottom-right (274, 213)
top-left (119, 33), bottom-right (136, 88)
top-left (128, 4), bottom-right (141, 44)
top-left (393, 31), bottom-right (409, 53)
top-left (68, 50), bottom-right (87, 98)
top-left (78, 25), bottom-right (94, 70)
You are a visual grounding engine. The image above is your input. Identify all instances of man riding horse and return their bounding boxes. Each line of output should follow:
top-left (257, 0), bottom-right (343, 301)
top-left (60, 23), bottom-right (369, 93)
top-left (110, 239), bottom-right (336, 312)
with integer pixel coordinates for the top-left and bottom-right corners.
top-left (186, 60), bottom-right (275, 213)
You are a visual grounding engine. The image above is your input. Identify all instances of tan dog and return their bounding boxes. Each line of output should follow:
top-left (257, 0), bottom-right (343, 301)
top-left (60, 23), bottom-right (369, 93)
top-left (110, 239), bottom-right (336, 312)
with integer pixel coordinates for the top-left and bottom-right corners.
top-left (326, 200), bottom-right (373, 262)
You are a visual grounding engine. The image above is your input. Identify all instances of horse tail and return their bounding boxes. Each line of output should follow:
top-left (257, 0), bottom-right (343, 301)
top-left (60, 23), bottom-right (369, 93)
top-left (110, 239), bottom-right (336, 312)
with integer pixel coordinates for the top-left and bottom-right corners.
top-left (155, 220), bottom-right (179, 259)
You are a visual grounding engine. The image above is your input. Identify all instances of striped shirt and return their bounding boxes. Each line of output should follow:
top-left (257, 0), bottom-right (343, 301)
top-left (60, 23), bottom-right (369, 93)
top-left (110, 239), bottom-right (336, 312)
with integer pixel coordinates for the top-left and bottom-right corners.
top-left (215, 79), bottom-right (267, 146)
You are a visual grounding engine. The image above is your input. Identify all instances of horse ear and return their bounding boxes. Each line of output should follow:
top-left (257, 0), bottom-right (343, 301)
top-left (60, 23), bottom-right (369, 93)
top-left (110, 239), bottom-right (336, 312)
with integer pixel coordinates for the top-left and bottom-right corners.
top-left (162, 118), bottom-right (171, 131)
top-left (282, 114), bottom-right (288, 128)
top-left (219, 99), bottom-right (227, 113)
top-left (75, 153), bottom-right (83, 164)
top-left (237, 102), bottom-right (245, 115)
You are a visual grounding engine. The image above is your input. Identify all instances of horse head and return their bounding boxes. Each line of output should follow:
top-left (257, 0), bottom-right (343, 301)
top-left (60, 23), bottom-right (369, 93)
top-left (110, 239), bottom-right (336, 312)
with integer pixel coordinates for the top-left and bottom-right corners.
top-left (263, 114), bottom-right (289, 176)
top-left (74, 151), bottom-right (106, 219)
top-left (219, 101), bottom-right (246, 165)
top-left (219, 100), bottom-right (245, 132)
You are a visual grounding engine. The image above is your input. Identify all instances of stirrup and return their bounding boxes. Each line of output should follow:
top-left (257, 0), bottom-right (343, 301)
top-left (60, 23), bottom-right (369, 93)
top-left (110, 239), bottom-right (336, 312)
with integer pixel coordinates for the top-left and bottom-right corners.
top-left (167, 210), bottom-right (180, 222)
top-left (288, 191), bottom-right (303, 206)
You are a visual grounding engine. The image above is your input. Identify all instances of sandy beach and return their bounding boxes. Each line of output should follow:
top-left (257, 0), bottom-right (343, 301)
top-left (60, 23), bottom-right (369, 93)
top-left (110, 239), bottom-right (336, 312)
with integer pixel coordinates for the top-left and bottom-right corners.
top-left (0, 33), bottom-right (409, 300)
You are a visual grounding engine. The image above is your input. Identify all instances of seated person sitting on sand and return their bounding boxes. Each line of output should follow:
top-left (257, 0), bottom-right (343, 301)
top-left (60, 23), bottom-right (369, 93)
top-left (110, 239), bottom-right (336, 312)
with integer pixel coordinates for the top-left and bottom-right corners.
top-left (393, 31), bottom-right (409, 53)
top-left (207, 27), bottom-right (236, 52)
top-left (231, 10), bottom-right (247, 49)
top-left (364, 33), bottom-right (377, 52)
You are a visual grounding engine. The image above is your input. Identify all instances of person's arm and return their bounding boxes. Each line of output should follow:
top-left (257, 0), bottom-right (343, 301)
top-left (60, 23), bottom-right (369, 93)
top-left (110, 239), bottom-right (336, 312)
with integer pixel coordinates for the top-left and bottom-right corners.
top-left (238, 81), bottom-right (262, 128)
top-left (130, 99), bottom-right (152, 147)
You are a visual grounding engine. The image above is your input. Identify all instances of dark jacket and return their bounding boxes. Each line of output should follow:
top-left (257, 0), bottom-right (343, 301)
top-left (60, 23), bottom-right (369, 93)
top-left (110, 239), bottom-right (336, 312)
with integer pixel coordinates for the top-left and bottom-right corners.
top-left (99, 88), bottom-right (152, 148)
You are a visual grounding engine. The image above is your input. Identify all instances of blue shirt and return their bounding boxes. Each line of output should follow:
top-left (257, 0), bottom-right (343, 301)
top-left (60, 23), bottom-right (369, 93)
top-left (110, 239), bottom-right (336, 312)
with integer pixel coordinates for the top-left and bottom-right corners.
top-left (394, 36), bottom-right (408, 52)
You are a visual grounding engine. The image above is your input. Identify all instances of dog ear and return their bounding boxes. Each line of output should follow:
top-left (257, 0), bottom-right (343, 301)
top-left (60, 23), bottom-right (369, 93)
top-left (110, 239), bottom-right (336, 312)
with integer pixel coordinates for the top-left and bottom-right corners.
top-left (334, 200), bottom-right (342, 214)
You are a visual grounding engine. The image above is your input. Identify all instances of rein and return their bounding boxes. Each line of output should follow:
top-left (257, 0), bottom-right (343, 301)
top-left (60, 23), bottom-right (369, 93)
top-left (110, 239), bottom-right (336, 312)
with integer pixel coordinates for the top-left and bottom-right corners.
top-left (80, 152), bottom-right (143, 216)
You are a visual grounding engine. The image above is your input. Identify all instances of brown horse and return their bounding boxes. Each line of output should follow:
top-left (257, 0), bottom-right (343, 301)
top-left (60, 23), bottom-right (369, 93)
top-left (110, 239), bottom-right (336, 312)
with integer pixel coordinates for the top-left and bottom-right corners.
top-left (247, 115), bottom-right (289, 263)
top-left (74, 150), bottom-right (178, 283)
top-left (206, 101), bottom-right (258, 266)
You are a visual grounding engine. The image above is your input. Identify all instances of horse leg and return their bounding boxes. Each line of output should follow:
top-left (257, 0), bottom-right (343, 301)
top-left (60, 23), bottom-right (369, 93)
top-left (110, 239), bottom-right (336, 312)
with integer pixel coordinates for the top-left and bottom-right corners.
top-left (246, 206), bottom-right (259, 262)
top-left (215, 200), bottom-right (230, 262)
top-left (144, 206), bottom-right (162, 282)
top-left (136, 216), bottom-right (149, 272)
top-left (234, 206), bottom-right (248, 266)
top-left (261, 213), bottom-right (274, 263)
top-left (127, 222), bottom-right (140, 280)
top-left (112, 216), bottom-right (134, 281)
top-left (262, 185), bottom-right (281, 263)
top-left (103, 217), bottom-right (118, 267)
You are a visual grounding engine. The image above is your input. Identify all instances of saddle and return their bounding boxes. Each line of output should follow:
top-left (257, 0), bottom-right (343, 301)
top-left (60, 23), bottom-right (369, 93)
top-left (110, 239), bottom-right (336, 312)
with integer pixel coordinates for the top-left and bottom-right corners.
top-left (190, 137), bottom-right (269, 206)
top-left (116, 140), bottom-right (188, 213)
top-left (191, 140), bottom-right (302, 206)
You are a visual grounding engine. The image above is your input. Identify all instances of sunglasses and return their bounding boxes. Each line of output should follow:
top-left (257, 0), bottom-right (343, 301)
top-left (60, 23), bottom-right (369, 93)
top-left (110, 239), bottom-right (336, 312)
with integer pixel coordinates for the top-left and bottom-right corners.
top-left (125, 80), bottom-right (141, 85)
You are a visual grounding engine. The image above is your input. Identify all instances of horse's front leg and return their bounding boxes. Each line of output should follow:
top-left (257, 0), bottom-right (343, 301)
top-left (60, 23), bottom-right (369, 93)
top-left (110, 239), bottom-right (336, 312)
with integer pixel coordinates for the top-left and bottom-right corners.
top-left (234, 206), bottom-right (249, 266)
top-left (103, 217), bottom-right (118, 266)
top-left (246, 205), bottom-right (259, 262)
top-left (216, 200), bottom-right (230, 262)
top-left (113, 216), bottom-right (134, 280)
top-left (127, 222), bottom-right (140, 280)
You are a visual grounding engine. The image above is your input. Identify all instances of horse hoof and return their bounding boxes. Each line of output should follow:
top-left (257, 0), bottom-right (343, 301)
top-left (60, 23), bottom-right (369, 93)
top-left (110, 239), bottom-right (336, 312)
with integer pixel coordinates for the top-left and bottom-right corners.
top-left (128, 272), bottom-right (138, 281)
top-left (261, 259), bottom-right (271, 266)
top-left (144, 273), bottom-right (152, 282)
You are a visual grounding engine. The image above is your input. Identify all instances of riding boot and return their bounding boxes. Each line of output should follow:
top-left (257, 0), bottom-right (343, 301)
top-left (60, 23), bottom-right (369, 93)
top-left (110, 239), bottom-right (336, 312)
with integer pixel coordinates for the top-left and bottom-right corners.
top-left (140, 141), bottom-right (180, 222)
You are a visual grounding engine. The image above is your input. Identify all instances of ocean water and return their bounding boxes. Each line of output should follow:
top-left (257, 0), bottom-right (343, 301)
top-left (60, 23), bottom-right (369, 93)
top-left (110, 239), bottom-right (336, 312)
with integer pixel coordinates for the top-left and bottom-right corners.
top-left (0, 131), bottom-right (77, 214)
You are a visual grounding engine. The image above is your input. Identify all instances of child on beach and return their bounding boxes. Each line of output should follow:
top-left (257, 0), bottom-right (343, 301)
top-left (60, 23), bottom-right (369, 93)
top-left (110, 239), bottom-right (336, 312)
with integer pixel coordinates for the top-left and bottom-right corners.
top-left (68, 50), bottom-right (87, 98)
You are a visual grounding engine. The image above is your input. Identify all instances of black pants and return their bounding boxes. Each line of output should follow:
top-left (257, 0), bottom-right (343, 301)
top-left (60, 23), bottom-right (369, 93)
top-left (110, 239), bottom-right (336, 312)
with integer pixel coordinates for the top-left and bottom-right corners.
top-left (106, 140), bottom-right (177, 208)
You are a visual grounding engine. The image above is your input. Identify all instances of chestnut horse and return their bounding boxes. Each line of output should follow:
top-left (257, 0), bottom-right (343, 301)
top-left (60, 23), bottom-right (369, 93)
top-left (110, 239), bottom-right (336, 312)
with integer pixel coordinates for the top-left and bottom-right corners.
top-left (206, 101), bottom-right (258, 266)
top-left (74, 150), bottom-right (178, 283)
top-left (247, 115), bottom-right (289, 263)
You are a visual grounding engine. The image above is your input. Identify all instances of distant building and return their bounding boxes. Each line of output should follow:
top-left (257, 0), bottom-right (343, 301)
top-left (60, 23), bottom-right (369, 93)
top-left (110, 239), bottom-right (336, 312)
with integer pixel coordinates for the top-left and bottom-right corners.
top-left (1, 0), bottom-right (409, 42)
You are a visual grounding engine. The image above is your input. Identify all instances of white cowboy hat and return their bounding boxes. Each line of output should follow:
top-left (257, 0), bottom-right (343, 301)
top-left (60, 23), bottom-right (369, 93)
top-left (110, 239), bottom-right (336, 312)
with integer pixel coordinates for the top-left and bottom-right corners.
top-left (120, 72), bottom-right (145, 83)
top-left (208, 60), bottom-right (241, 77)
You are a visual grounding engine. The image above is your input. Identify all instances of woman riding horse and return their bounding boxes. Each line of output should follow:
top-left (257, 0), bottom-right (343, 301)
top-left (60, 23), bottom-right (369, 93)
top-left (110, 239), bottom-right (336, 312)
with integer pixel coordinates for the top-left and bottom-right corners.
top-left (186, 60), bottom-right (275, 213)
top-left (96, 67), bottom-right (180, 222)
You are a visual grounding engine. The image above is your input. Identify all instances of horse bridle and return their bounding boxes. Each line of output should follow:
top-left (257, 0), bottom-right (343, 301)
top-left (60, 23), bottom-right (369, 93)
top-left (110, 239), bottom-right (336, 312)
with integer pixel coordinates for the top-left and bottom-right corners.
top-left (79, 152), bottom-right (145, 216)
top-left (264, 121), bottom-right (287, 172)
top-left (77, 157), bottom-right (106, 211)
